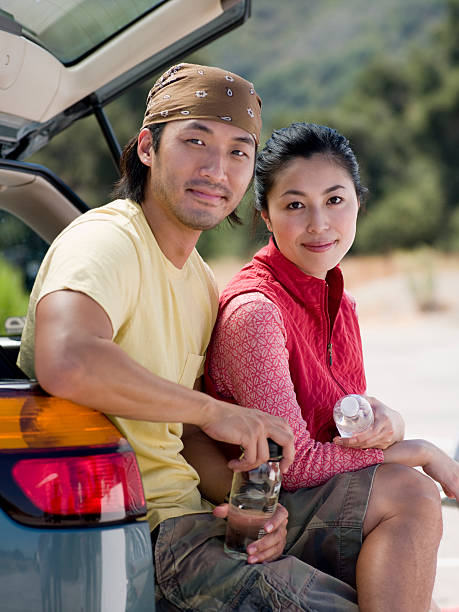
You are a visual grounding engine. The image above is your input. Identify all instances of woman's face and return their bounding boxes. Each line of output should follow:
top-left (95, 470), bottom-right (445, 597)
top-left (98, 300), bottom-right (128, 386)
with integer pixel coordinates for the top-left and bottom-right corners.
top-left (261, 154), bottom-right (359, 279)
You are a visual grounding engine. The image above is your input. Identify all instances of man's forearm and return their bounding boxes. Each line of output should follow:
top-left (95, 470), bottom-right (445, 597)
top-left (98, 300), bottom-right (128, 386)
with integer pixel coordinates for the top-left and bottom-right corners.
top-left (34, 291), bottom-right (295, 473)
top-left (37, 331), bottom-right (218, 426)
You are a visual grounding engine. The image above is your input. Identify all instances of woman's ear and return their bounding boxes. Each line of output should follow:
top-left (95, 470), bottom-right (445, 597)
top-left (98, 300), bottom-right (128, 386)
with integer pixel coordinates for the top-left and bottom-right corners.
top-left (137, 128), bottom-right (154, 167)
top-left (260, 209), bottom-right (273, 233)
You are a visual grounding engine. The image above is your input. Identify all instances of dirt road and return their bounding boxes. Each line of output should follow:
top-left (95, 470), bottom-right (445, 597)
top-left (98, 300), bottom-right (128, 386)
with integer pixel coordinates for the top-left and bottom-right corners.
top-left (352, 271), bottom-right (459, 611)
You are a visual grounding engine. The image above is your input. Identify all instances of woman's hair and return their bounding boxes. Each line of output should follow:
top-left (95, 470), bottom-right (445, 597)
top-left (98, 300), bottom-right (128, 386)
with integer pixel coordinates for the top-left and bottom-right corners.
top-left (254, 122), bottom-right (368, 214)
top-left (112, 121), bottom-right (241, 223)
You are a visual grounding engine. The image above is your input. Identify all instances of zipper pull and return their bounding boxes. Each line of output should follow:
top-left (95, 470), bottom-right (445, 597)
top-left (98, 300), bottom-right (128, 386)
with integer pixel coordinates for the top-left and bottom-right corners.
top-left (328, 342), bottom-right (333, 366)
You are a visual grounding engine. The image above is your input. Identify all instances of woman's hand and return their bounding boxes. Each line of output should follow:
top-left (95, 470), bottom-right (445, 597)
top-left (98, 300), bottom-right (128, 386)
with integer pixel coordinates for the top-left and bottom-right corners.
top-left (334, 396), bottom-right (405, 450)
top-left (422, 443), bottom-right (459, 501)
top-left (383, 438), bottom-right (459, 502)
top-left (213, 502), bottom-right (288, 563)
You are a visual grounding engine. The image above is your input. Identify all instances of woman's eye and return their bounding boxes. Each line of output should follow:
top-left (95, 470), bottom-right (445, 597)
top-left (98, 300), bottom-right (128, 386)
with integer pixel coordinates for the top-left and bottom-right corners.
top-left (328, 196), bottom-right (343, 205)
top-left (187, 138), bottom-right (204, 145)
top-left (232, 149), bottom-right (247, 158)
top-left (287, 201), bottom-right (303, 210)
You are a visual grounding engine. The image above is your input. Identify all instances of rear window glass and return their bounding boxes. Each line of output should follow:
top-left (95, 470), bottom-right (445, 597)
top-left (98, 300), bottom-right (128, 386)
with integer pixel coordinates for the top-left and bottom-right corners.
top-left (1, 0), bottom-right (167, 64)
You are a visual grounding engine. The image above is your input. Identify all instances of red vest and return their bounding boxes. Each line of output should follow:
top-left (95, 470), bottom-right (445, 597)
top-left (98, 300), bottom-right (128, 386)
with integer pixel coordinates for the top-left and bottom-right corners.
top-left (205, 238), bottom-right (366, 443)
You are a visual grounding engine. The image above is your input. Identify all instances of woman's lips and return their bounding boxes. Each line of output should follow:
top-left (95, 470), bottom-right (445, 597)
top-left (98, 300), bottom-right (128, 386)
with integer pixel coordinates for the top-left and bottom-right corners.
top-left (302, 241), bottom-right (336, 253)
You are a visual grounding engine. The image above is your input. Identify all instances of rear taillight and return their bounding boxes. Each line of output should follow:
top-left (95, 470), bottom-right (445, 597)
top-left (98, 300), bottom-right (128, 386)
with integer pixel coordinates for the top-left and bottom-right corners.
top-left (0, 387), bottom-right (147, 527)
top-left (12, 450), bottom-right (145, 520)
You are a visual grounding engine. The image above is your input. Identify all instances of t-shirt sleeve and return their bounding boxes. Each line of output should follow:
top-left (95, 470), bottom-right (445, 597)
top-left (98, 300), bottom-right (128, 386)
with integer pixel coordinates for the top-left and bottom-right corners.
top-left (208, 294), bottom-right (383, 490)
top-left (37, 219), bottom-right (141, 337)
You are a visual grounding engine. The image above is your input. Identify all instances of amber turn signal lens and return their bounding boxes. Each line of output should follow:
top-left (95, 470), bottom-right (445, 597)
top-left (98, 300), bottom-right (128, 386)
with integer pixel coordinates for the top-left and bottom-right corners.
top-left (0, 394), bottom-right (123, 450)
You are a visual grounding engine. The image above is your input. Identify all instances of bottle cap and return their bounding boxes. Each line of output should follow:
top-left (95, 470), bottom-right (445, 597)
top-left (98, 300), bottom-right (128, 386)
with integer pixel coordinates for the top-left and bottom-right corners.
top-left (341, 396), bottom-right (360, 417)
top-left (267, 438), bottom-right (283, 460)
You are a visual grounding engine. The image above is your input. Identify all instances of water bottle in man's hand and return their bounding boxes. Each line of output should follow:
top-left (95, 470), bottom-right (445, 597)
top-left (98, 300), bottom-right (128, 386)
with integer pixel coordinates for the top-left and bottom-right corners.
top-left (333, 394), bottom-right (374, 438)
top-left (224, 439), bottom-right (282, 557)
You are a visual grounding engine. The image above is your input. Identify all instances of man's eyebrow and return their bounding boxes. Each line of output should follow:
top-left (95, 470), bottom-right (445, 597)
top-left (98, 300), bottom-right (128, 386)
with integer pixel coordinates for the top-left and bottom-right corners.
top-left (234, 134), bottom-right (256, 147)
top-left (184, 121), bottom-right (255, 147)
top-left (186, 121), bottom-right (213, 134)
top-left (280, 185), bottom-right (346, 197)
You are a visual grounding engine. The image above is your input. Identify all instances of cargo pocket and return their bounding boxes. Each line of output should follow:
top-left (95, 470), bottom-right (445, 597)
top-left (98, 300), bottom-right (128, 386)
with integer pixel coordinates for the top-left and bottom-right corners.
top-left (178, 353), bottom-right (205, 389)
top-left (229, 572), bottom-right (283, 611)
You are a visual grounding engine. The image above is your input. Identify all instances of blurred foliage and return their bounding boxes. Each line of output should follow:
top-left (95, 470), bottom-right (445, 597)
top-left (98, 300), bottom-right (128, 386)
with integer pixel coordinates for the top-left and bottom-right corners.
top-left (0, 258), bottom-right (30, 328)
top-left (397, 247), bottom-right (444, 312)
top-left (206, 0), bottom-right (446, 130)
top-left (0, 212), bottom-right (48, 291)
top-left (18, 0), bottom-right (459, 264)
top-left (338, 0), bottom-right (459, 253)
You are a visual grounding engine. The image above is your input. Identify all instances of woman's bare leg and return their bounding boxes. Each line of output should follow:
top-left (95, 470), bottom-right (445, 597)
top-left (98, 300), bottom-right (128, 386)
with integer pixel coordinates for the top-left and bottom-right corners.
top-left (356, 463), bottom-right (442, 612)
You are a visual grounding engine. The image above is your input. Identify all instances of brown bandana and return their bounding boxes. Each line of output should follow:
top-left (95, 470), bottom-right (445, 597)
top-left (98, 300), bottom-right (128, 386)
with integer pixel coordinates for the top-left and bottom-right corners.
top-left (142, 62), bottom-right (262, 144)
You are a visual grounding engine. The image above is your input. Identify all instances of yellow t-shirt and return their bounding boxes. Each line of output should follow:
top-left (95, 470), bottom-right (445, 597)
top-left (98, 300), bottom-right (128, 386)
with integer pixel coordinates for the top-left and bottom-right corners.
top-left (19, 199), bottom-right (217, 529)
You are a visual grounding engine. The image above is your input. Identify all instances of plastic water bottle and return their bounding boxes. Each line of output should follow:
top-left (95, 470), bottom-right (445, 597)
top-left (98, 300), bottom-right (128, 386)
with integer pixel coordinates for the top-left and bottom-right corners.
top-left (224, 439), bottom-right (282, 556)
top-left (333, 394), bottom-right (374, 438)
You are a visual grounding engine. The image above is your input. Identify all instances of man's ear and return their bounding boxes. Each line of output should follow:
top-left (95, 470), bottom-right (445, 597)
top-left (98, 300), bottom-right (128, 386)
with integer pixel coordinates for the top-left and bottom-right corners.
top-left (260, 209), bottom-right (272, 233)
top-left (137, 128), bottom-right (154, 167)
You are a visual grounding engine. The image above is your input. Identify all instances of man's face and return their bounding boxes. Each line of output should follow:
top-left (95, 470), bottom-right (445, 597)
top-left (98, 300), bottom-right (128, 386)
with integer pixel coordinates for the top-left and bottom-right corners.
top-left (141, 119), bottom-right (256, 232)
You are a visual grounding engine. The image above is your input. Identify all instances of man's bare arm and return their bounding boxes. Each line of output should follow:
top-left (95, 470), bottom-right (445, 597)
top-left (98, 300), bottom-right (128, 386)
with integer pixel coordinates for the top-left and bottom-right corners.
top-left (35, 290), bottom-right (294, 472)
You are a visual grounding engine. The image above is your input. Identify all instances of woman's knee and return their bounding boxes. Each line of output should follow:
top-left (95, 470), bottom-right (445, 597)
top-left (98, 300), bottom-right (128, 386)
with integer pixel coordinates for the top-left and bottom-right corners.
top-left (363, 464), bottom-right (442, 536)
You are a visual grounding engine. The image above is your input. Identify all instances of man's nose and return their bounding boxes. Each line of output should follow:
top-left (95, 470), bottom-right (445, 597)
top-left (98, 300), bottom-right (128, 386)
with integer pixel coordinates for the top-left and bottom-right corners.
top-left (199, 151), bottom-right (227, 181)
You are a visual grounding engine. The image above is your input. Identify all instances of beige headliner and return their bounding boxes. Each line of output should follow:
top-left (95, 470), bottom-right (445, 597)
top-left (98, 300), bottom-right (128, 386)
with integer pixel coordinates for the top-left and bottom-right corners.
top-left (0, 0), bottom-right (223, 123)
top-left (0, 168), bottom-right (82, 243)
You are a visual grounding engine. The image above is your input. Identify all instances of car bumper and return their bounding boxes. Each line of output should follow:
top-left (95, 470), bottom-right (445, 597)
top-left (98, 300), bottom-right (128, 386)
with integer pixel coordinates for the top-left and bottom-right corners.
top-left (0, 510), bottom-right (155, 612)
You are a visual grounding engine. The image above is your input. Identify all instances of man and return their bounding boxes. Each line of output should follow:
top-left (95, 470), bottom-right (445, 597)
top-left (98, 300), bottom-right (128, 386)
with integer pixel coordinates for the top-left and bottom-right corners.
top-left (19, 64), bottom-right (442, 611)
top-left (19, 61), bottom-right (294, 533)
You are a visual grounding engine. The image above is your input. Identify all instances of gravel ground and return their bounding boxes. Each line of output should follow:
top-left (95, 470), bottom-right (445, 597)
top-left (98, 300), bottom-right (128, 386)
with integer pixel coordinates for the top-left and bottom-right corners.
top-left (352, 271), bottom-right (459, 612)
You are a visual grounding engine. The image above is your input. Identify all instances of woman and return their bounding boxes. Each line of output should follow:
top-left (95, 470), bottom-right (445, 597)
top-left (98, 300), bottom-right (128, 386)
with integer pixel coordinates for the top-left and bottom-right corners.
top-left (206, 122), bottom-right (458, 495)
top-left (204, 122), bottom-right (458, 611)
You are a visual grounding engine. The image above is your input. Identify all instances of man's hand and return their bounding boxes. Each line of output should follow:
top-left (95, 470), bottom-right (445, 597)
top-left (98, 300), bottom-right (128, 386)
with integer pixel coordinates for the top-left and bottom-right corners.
top-left (198, 401), bottom-right (294, 474)
top-left (213, 502), bottom-right (288, 564)
top-left (334, 396), bottom-right (405, 450)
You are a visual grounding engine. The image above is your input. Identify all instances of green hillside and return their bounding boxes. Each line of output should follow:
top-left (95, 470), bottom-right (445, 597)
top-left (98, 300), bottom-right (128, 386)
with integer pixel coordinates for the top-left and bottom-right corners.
top-left (200, 0), bottom-right (446, 131)
top-left (28, 0), bottom-right (459, 258)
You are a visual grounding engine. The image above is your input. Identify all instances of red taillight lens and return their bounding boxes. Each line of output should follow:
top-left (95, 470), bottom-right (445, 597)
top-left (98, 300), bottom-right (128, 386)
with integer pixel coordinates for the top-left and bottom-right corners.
top-left (0, 391), bottom-right (147, 526)
top-left (12, 450), bottom-right (146, 521)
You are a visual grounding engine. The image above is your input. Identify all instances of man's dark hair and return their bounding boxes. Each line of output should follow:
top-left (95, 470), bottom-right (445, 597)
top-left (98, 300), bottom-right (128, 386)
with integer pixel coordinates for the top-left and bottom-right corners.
top-left (112, 123), bottom-right (166, 204)
top-left (112, 122), bottom-right (242, 224)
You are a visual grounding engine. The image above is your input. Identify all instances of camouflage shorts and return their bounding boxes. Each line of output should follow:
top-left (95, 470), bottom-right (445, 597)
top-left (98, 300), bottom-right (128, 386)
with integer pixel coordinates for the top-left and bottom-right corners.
top-left (153, 465), bottom-right (378, 611)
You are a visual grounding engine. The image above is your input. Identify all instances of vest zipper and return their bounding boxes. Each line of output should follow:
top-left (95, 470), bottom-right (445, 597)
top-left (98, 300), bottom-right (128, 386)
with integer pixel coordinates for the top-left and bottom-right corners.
top-left (324, 282), bottom-right (347, 394)
top-left (325, 290), bottom-right (347, 394)
top-left (328, 340), bottom-right (347, 394)
top-left (324, 286), bottom-right (334, 368)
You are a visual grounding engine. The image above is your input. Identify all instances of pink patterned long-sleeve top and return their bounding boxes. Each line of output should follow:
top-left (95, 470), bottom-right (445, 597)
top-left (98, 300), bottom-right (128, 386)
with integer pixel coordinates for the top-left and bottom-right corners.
top-left (205, 240), bottom-right (383, 491)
